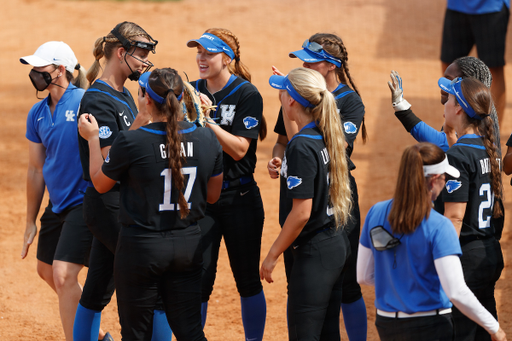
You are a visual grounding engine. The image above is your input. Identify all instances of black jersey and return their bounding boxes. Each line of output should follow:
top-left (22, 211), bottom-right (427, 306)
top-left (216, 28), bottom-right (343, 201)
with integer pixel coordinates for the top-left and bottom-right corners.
top-left (279, 122), bottom-right (334, 239)
top-left (274, 83), bottom-right (364, 170)
top-left (442, 134), bottom-right (499, 241)
top-left (78, 80), bottom-right (139, 181)
top-left (102, 121), bottom-right (223, 231)
top-left (191, 75), bottom-right (263, 180)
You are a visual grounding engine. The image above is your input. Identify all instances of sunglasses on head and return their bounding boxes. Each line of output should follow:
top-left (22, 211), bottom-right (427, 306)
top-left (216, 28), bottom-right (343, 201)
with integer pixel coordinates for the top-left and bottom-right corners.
top-left (301, 40), bottom-right (342, 67)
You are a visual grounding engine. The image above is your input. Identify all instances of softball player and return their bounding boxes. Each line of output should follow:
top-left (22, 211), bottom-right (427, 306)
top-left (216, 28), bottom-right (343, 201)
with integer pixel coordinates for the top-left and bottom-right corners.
top-left (439, 76), bottom-right (504, 341)
top-left (186, 28), bottom-right (267, 340)
top-left (262, 67), bottom-right (352, 341)
top-left (73, 22), bottom-right (173, 341)
top-left (357, 142), bottom-right (506, 341)
top-left (388, 56), bottom-right (501, 154)
top-left (268, 33), bottom-right (367, 341)
top-left (19, 41), bottom-right (99, 341)
top-left (78, 68), bottom-right (223, 341)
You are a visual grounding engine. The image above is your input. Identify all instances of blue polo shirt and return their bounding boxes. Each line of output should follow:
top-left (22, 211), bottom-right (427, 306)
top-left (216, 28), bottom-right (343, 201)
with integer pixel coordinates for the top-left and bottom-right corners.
top-left (360, 199), bottom-right (462, 313)
top-left (447, 0), bottom-right (509, 14)
top-left (26, 84), bottom-right (87, 213)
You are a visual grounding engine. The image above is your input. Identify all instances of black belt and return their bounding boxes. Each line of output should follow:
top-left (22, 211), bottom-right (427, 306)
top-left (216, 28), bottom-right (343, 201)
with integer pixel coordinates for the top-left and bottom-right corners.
top-left (222, 176), bottom-right (253, 190)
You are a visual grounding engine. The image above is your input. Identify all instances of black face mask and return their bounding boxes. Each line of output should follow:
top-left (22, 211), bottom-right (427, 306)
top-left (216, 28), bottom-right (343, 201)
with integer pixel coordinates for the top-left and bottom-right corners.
top-left (29, 68), bottom-right (57, 91)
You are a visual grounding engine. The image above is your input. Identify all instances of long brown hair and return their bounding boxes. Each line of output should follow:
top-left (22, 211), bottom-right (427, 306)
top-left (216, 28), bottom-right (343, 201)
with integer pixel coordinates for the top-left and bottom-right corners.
top-left (148, 68), bottom-right (189, 218)
top-left (389, 143), bottom-right (445, 234)
top-left (309, 33), bottom-right (367, 143)
top-left (287, 68), bottom-right (352, 227)
top-left (457, 77), bottom-right (503, 217)
top-left (204, 28), bottom-right (267, 141)
top-left (87, 22), bottom-right (153, 84)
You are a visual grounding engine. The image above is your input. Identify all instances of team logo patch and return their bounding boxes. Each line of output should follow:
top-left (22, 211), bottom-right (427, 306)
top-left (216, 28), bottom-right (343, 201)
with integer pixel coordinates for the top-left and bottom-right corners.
top-left (446, 180), bottom-right (462, 193)
top-left (105, 151), bottom-right (110, 163)
top-left (287, 176), bottom-right (302, 190)
top-left (98, 126), bottom-right (112, 139)
top-left (344, 122), bottom-right (357, 134)
top-left (243, 116), bottom-right (259, 129)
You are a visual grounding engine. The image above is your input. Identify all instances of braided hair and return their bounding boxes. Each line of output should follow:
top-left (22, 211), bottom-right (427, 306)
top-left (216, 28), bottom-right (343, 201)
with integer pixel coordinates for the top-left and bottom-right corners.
top-left (309, 33), bottom-right (367, 143)
top-left (454, 56), bottom-right (501, 155)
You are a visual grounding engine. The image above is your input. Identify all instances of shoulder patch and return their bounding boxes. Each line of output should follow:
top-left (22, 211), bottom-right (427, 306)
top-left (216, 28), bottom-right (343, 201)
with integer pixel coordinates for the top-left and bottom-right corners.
top-left (98, 126), bottom-right (113, 139)
top-left (287, 176), bottom-right (302, 190)
top-left (344, 122), bottom-right (357, 134)
top-left (446, 180), bottom-right (462, 193)
top-left (243, 116), bottom-right (259, 129)
top-left (105, 151), bottom-right (111, 163)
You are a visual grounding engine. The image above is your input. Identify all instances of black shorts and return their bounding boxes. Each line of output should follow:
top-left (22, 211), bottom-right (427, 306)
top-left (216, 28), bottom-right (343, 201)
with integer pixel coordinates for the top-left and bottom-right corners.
top-left (376, 313), bottom-right (454, 341)
top-left (441, 4), bottom-right (509, 67)
top-left (37, 201), bottom-right (92, 266)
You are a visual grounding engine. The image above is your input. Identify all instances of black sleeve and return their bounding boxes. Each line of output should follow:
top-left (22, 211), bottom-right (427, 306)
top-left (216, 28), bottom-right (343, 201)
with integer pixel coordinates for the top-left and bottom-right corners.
top-left (274, 108), bottom-right (287, 136)
top-left (395, 108), bottom-right (422, 133)
top-left (506, 133), bottom-right (512, 147)
top-left (338, 92), bottom-right (365, 157)
top-left (102, 131), bottom-right (131, 181)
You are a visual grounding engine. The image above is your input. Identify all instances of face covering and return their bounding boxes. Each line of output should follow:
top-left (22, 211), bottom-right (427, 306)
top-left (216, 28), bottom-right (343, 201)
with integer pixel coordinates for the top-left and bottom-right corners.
top-left (29, 68), bottom-right (57, 91)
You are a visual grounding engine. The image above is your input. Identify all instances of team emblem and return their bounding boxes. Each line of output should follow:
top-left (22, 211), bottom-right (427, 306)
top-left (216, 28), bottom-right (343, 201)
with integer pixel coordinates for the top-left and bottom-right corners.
top-left (220, 105), bottom-right (236, 125)
top-left (446, 180), bottom-right (462, 193)
top-left (243, 116), bottom-right (259, 129)
top-left (287, 176), bottom-right (302, 190)
top-left (344, 122), bottom-right (357, 134)
top-left (65, 110), bottom-right (75, 122)
top-left (98, 126), bottom-right (112, 139)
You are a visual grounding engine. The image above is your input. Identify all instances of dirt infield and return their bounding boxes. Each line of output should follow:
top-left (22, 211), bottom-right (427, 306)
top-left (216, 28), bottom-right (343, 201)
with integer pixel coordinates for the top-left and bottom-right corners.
top-left (1, 0), bottom-right (511, 339)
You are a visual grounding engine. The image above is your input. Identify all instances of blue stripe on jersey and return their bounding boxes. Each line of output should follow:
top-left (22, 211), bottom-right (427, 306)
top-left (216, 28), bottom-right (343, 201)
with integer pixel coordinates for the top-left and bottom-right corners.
top-left (213, 80), bottom-right (249, 118)
top-left (335, 89), bottom-right (354, 100)
top-left (292, 134), bottom-right (323, 141)
top-left (139, 126), bottom-right (166, 135)
top-left (87, 88), bottom-right (136, 119)
top-left (139, 124), bottom-right (197, 135)
top-left (332, 83), bottom-right (346, 93)
top-left (453, 143), bottom-right (486, 150)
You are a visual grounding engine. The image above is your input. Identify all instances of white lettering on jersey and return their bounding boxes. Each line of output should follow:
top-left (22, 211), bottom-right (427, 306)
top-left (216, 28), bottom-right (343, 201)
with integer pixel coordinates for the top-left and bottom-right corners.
top-left (320, 147), bottom-right (330, 165)
top-left (159, 144), bottom-right (167, 159)
top-left (220, 105), bottom-right (236, 125)
top-left (180, 142), bottom-right (194, 157)
top-left (65, 110), bottom-right (75, 122)
top-left (479, 158), bottom-right (491, 175)
top-left (123, 115), bottom-right (131, 127)
top-left (281, 155), bottom-right (288, 178)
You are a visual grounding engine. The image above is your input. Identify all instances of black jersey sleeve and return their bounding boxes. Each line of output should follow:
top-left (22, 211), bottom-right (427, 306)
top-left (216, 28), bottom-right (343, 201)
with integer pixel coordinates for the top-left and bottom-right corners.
top-left (285, 139), bottom-right (317, 199)
top-left (274, 108), bottom-right (287, 136)
top-left (506, 133), bottom-right (512, 147)
top-left (230, 86), bottom-right (263, 140)
top-left (80, 95), bottom-right (121, 149)
top-left (338, 92), bottom-right (365, 157)
top-left (395, 108), bottom-right (422, 133)
top-left (101, 131), bottom-right (131, 181)
top-left (442, 150), bottom-right (470, 203)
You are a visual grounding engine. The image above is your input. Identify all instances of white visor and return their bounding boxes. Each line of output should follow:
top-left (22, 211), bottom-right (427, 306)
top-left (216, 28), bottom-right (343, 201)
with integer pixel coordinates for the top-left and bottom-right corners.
top-left (423, 155), bottom-right (460, 178)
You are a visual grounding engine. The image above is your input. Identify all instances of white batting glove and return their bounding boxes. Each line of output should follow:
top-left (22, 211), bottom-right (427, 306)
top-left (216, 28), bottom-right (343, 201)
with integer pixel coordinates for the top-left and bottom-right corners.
top-left (388, 70), bottom-right (411, 111)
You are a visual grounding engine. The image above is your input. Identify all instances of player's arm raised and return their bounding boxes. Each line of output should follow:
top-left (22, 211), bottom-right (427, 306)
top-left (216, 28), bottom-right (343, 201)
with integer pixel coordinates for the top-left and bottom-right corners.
top-left (22, 142), bottom-right (46, 259)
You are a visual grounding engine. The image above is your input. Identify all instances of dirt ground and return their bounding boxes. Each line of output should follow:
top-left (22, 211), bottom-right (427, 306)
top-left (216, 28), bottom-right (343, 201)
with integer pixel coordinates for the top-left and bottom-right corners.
top-left (1, 0), bottom-right (511, 339)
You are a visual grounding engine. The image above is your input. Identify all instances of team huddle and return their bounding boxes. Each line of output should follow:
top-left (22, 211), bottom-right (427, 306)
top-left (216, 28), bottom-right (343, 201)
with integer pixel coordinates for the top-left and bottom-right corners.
top-left (20, 20), bottom-right (507, 341)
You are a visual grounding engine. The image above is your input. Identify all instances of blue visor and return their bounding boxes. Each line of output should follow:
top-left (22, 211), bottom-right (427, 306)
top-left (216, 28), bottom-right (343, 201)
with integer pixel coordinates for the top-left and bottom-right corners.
top-left (138, 71), bottom-right (165, 104)
top-left (186, 33), bottom-right (235, 60)
top-left (438, 77), bottom-right (481, 120)
top-left (289, 40), bottom-right (342, 67)
top-left (269, 74), bottom-right (314, 108)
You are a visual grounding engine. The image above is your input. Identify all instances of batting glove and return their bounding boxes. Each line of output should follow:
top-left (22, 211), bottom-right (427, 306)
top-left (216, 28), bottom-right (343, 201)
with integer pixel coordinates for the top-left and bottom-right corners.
top-left (388, 70), bottom-right (411, 111)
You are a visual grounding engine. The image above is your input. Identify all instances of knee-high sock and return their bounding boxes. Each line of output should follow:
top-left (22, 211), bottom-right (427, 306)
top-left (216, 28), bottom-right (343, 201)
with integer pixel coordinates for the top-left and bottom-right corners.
top-left (201, 301), bottom-right (208, 328)
top-left (73, 303), bottom-right (102, 341)
top-left (241, 290), bottom-right (266, 341)
top-left (341, 297), bottom-right (367, 341)
top-left (151, 309), bottom-right (172, 341)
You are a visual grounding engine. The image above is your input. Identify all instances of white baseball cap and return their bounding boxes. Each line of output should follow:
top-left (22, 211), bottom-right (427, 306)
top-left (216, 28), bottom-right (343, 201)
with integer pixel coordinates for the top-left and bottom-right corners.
top-left (20, 41), bottom-right (78, 73)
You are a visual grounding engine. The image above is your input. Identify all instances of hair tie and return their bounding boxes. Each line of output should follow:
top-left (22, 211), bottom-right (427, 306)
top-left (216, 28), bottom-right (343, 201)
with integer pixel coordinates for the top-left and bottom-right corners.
top-left (75, 63), bottom-right (81, 71)
top-left (235, 57), bottom-right (240, 62)
top-left (102, 37), bottom-right (106, 43)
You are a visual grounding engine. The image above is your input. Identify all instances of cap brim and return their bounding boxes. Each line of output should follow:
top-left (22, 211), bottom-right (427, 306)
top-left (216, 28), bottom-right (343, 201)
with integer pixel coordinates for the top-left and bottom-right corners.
top-left (186, 38), bottom-right (221, 53)
top-left (289, 49), bottom-right (324, 63)
top-left (186, 40), bottom-right (201, 48)
top-left (269, 75), bottom-right (286, 89)
top-left (20, 55), bottom-right (52, 67)
top-left (445, 164), bottom-right (460, 178)
top-left (438, 77), bottom-right (455, 95)
top-left (138, 72), bottom-right (151, 88)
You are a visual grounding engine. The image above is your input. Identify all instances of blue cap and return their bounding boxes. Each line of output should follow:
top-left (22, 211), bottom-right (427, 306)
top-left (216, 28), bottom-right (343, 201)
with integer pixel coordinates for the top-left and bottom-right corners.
top-left (438, 77), bottom-right (481, 120)
top-left (187, 33), bottom-right (235, 61)
top-left (269, 74), bottom-right (314, 108)
top-left (138, 71), bottom-right (183, 103)
top-left (289, 40), bottom-right (342, 67)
